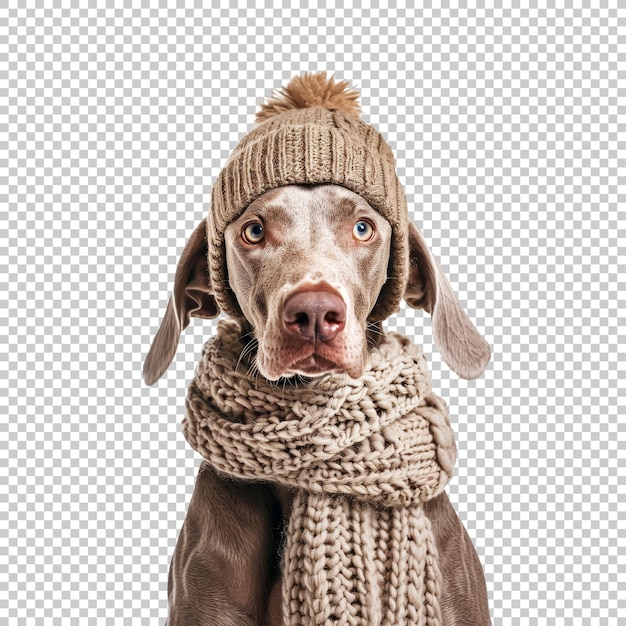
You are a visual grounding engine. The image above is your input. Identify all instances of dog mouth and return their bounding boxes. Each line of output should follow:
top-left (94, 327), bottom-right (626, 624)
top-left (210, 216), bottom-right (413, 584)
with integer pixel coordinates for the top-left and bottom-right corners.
top-left (256, 324), bottom-right (366, 381)
top-left (287, 352), bottom-right (343, 376)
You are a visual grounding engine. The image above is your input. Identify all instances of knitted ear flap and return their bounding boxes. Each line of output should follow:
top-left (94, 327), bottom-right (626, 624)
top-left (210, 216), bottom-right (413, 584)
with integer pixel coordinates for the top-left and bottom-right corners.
top-left (143, 220), bottom-right (220, 386)
top-left (404, 221), bottom-right (491, 379)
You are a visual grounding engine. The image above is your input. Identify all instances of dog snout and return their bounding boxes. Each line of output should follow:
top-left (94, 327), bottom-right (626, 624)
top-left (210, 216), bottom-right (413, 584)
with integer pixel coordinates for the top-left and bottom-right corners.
top-left (283, 290), bottom-right (346, 342)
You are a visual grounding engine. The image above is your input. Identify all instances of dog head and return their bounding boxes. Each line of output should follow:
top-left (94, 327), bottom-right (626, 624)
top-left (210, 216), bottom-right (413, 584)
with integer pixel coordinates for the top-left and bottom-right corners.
top-left (144, 72), bottom-right (490, 385)
top-left (143, 183), bottom-right (490, 385)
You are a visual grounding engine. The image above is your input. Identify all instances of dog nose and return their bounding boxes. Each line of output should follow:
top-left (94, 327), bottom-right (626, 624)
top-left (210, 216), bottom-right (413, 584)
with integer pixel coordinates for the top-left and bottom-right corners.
top-left (283, 290), bottom-right (346, 342)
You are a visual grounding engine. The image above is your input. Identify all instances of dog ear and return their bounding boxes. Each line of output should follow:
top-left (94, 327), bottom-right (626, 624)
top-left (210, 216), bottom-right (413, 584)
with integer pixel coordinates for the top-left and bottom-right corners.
top-left (404, 221), bottom-right (491, 379)
top-left (143, 220), bottom-right (220, 385)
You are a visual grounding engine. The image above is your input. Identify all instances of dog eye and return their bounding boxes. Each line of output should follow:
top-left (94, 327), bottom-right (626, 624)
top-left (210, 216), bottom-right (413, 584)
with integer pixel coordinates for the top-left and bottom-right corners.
top-left (242, 222), bottom-right (265, 244)
top-left (353, 220), bottom-right (374, 241)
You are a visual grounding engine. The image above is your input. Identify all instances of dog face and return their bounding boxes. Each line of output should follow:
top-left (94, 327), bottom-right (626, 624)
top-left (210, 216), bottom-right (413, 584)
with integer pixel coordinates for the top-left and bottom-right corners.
top-left (143, 184), bottom-right (490, 385)
top-left (223, 184), bottom-right (392, 380)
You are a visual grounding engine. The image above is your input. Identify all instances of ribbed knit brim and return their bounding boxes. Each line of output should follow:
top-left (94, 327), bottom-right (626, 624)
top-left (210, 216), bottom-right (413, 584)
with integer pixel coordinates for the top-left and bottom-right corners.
top-left (207, 80), bottom-right (409, 321)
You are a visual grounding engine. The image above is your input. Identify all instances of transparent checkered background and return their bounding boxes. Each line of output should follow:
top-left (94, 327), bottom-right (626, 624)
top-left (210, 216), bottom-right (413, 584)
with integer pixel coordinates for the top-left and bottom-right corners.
top-left (1, 4), bottom-right (623, 625)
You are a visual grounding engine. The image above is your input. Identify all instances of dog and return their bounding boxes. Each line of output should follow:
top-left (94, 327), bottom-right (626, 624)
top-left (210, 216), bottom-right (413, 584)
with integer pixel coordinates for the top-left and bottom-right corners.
top-left (144, 73), bottom-right (491, 625)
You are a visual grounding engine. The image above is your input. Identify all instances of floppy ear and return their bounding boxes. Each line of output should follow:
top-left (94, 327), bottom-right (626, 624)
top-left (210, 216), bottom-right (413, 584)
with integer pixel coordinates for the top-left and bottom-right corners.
top-left (143, 220), bottom-right (220, 386)
top-left (404, 221), bottom-right (491, 379)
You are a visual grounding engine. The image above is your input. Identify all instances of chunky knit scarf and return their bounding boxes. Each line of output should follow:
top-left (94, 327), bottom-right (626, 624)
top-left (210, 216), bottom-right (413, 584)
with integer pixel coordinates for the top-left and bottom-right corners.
top-left (183, 319), bottom-right (457, 626)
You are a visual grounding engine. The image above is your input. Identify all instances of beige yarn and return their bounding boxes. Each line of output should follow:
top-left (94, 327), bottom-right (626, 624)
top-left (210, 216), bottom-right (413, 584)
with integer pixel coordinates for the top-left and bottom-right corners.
top-left (183, 319), bottom-right (457, 625)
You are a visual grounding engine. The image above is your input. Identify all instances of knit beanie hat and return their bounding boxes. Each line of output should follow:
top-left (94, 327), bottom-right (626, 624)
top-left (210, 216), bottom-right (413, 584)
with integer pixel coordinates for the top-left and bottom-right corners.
top-left (207, 71), bottom-right (409, 322)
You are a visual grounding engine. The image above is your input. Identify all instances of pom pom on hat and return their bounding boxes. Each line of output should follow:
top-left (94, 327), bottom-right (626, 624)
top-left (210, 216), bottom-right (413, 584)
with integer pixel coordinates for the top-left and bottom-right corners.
top-left (256, 71), bottom-right (361, 122)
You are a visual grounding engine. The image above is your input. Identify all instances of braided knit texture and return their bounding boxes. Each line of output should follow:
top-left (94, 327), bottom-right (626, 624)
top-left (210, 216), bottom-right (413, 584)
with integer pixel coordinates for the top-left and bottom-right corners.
top-left (183, 319), bottom-right (457, 625)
